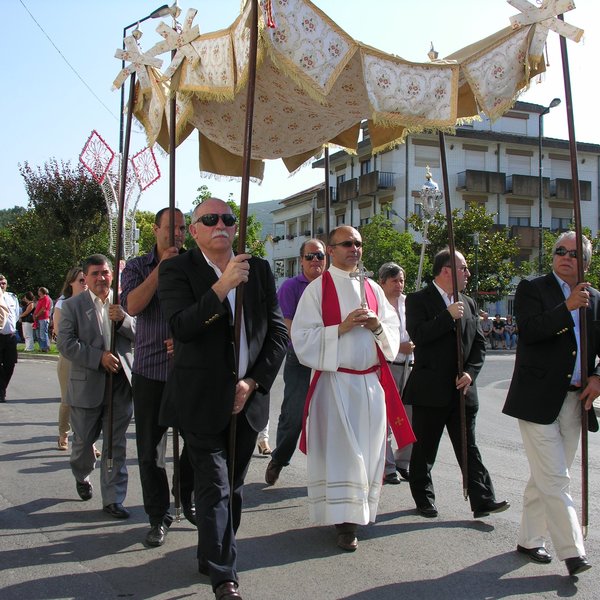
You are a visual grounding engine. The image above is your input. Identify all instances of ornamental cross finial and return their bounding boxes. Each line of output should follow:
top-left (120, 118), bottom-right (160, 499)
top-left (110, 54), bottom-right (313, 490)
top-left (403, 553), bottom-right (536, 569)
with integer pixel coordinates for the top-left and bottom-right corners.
top-left (349, 261), bottom-right (373, 308)
top-left (112, 35), bottom-right (163, 91)
top-left (507, 0), bottom-right (583, 63)
top-left (149, 8), bottom-right (201, 80)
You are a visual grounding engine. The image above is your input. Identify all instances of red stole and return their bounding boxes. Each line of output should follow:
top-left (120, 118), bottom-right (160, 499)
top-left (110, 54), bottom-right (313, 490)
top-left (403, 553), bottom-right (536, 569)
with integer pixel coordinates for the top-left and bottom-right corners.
top-left (299, 271), bottom-right (416, 454)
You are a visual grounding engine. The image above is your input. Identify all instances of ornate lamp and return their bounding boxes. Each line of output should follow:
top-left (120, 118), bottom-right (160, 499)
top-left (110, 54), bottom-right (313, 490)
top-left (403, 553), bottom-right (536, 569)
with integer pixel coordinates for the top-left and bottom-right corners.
top-left (415, 166), bottom-right (442, 289)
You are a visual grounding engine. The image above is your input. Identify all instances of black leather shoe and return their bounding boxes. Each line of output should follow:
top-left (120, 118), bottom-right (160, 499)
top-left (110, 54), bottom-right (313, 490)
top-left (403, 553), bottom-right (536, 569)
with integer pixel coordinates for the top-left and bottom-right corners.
top-left (397, 468), bottom-right (410, 481)
top-left (103, 503), bottom-right (130, 519)
top-left (146, 523), bottom-right (168, 547)
top-left (383, 472), bottom-right (401, 485)
top-left (76, 479), bottom-right (93, 501)
top-left (565, 556), bottom-right (592, 576)
top-left (215, 581), bottom-right (242, 599)
top-left (517, 544), bottom-right (552, 563)
top-left (181, 498), bottom-right (197, 526)
top-left (416, 503), bottom-right (438, 518)
top-left (473, 500), bottom-right (510, 518)
top-left (265, 460), bottom-right (283, 486)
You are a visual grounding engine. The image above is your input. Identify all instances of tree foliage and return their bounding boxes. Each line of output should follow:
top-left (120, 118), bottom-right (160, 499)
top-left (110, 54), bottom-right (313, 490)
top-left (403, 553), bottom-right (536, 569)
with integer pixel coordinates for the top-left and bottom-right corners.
top-left (359, 214), bottom-right (422, 292)
top-left (19, 159), bottom-right (108, 265)
top-left (0, 206), bottom-right (26, 228)
top-left (408, 204), bottom-right (526, 302)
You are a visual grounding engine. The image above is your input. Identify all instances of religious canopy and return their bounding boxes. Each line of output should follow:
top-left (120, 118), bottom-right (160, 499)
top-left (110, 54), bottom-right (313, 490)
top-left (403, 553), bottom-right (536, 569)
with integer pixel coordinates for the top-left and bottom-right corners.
top-left (112, 0), bottom-right (583, 181)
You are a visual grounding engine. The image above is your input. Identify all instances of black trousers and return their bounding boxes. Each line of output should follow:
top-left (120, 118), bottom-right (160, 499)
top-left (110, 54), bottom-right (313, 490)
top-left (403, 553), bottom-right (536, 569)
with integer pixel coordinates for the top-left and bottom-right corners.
top-left (132, 373), bottom-right (194, 525)
top-left (409, 401), bottom-right (496, 512)
top-left (0, 334), bottom-right (17, 398)
top-left (183, 413), bottom-right (257, 591)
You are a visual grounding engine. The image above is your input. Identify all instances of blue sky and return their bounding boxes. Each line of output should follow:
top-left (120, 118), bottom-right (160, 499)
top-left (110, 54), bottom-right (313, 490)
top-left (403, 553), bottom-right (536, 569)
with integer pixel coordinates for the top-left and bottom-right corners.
top-left (4, 0), bottom-right (598, 215)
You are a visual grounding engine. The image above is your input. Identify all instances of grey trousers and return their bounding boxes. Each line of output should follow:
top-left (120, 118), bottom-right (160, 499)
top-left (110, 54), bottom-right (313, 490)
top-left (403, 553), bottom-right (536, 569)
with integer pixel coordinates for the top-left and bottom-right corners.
top-left (69, 372), bottom-right (133, 506)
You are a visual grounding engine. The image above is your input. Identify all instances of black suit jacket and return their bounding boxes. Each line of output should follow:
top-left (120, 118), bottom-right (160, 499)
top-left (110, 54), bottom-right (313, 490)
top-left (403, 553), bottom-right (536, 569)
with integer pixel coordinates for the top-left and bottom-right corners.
top-left (157, 248), bottom-right (288, 435)
top-left (503, 273), bottom-right (600, 432)
top-left (403, 284), bottom-right (485, 408)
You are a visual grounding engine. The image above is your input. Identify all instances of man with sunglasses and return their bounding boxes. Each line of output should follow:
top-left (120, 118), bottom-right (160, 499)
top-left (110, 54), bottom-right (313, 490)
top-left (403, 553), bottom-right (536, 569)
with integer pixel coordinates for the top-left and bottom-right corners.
top-left (121, 207), bottom-right (197, 548)
top-left (265, 238), bottom-right (326, 486)
top-left (158, 198), bottom-right (287, 600)
top-left (503, 231), bottom-right (600, 576)
top-left (291, 226), bottom-right (402, 551)
top-left (404, 247), bottom-right (508, 520)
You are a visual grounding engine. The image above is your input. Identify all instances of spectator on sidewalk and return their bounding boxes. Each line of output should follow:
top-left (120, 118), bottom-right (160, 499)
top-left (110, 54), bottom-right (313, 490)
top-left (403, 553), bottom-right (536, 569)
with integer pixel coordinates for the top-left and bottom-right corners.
top-left (20, 292), bottom-right (36, 352)
top-left (34, 287), bottom-right (52, 352)
top-left (0, 274), bottom-right (21, 402)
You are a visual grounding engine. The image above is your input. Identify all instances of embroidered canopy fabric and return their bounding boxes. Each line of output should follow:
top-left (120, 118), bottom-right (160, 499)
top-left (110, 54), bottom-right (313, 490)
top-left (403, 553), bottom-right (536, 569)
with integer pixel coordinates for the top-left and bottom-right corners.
top-left (115, 0), bottom-right (582, 180)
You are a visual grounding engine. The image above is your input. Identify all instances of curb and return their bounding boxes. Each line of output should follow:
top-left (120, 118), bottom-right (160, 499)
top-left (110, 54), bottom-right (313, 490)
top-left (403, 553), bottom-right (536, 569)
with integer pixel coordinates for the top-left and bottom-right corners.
top-left (18, 352), bottom-right (59, 362)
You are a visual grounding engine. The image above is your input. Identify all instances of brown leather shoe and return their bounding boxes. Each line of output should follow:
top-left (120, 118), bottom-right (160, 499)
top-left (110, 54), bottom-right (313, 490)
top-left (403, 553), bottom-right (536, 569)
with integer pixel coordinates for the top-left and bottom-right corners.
top-left (335, 523), bottom-right (358, 551)
top-left (265, 460), bottom-right (283, 486)
top-left (215, 581), bottom-right (242, 599)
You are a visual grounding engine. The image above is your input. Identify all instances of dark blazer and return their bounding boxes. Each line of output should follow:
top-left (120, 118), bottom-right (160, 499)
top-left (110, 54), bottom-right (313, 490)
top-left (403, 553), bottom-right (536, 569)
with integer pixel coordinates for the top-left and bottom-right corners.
top-left (57, 291), bottom-right (135, 408)
top-left (503, 273), bottom-right (600, 432)
top-left (158, 248), bottom-right (288, 435)
top-left (403, 283), bottom-right (485, 408)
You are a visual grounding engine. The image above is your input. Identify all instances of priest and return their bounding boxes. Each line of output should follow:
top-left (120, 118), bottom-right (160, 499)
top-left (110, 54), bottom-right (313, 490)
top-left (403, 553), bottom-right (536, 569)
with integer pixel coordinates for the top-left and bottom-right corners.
top-left (292, 225), bottom-right (411, 551)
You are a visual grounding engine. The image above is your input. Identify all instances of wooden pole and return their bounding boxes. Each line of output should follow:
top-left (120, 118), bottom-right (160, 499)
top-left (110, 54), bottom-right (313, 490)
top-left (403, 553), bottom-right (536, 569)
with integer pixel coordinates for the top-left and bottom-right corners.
top-left (106, 71), bottom-right (136, 471)
top-left (438, 131), bottom-right (468, 500)
top-left (229, 0), bottom-right (259, 490)
top-left (558, 14), bottom-right (589, 537)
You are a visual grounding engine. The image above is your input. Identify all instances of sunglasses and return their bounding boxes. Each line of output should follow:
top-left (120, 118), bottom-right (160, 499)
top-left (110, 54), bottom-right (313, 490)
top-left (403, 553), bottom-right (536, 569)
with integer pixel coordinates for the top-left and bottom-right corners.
top-left (194, 213), bottom-right (237, 227)
top-left (554, 246), bottom-right (578, 258)
top-left (304, 252), bottom-right (325, 261)
top-left (330, 240), bottom-right (363, 248)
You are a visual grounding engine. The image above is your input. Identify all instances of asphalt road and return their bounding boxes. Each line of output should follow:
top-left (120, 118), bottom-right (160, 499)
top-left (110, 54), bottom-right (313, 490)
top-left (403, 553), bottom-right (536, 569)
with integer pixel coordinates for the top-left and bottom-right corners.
top-left (1, 352), bottom-right (599, 600)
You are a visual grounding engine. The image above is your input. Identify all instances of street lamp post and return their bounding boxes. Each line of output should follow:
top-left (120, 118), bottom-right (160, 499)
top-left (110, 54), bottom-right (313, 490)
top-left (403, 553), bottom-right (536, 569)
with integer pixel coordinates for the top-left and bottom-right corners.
top-left (415, 166), bottom-right (442, 289)
top-left (538, 97), bottom-right (562, 273)
top-left (118, 4), bottom-right (180, 157)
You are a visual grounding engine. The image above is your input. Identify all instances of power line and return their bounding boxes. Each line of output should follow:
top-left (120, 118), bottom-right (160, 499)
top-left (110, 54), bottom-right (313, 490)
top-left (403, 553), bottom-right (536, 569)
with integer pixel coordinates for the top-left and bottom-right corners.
top-left (18, 0), bottom-right (119, 122)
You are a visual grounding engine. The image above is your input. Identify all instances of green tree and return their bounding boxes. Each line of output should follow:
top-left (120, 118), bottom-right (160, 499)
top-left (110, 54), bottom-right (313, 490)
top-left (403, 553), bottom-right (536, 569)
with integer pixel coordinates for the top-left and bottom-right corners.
top-left (408, 204), bottom-right (526, 303)
top-left (19, 159), bottom-right (108, 266)
top-left (134, 210), bottom-right (158, 256)
top-left (0, 206), bottom-right (26, 228)
top-left (359, 214), bottom-right (422, 292)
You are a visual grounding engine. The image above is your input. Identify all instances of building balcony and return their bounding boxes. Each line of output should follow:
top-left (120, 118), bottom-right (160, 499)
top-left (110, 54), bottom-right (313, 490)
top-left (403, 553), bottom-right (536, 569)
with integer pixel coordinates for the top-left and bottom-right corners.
top-left (316, 186), bottom-right (338, 208)
top-left (456, 169), bottom-right (506, 194)
top-left (509, 225), bottom-right (539, 248)
top-left (358, 170), bottom-right (396, 196)
top-left (338, 178), bottom-right (358, 202)
top-left (550, 178), bottom-right (592, 201)
top-left (506, 174), bottom-right (549, 197)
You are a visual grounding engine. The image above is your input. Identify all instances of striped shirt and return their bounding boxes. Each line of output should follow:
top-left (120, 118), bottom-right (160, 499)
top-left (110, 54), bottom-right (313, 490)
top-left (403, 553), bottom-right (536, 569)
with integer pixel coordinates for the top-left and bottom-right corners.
top-left (121, 246), bottom-right (171, 382)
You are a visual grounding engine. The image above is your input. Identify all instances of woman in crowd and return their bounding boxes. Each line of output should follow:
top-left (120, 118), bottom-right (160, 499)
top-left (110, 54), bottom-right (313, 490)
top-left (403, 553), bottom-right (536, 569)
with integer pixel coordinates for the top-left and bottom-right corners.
top-left (54, 267), bottom-right (99, 455)
top-left (20, 292), bottom-right (36, 351)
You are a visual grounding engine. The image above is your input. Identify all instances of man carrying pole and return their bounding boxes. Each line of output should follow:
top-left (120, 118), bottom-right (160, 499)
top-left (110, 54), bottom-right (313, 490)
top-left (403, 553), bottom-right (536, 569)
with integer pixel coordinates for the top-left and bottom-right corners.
top-left (503, 231), bottom-right (600, 576)
top-left (158, 198), bottom-right (287, 600)
top-left (403, 247), bottom-right (508, 519)
top-left (121, 207), bottom-right (197, 547)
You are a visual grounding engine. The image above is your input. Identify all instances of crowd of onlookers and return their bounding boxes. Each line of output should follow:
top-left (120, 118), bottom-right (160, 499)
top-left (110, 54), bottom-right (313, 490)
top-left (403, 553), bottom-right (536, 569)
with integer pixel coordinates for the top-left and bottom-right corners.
top-left (479, 311), bottom-right (518, 350)
top-left (16, 286), bottom-right (53, 352)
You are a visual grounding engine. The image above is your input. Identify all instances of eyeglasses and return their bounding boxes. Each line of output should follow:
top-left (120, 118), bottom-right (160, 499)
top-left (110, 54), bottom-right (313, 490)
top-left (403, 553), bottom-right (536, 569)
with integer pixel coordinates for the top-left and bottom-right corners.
top-left (330, 240), bottom-right (363, 248)
top-left (193, 213), bottom-right (237, 227)
top-left (303, 252), bottom-right (325, 261)
top-left (554, 246), bottom-right (578, 258)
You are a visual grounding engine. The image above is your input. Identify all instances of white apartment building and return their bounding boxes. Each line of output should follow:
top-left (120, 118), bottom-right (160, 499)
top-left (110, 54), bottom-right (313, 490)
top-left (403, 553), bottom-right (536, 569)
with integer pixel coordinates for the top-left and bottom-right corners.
top-left (271, 101), bottom-right (600, 293)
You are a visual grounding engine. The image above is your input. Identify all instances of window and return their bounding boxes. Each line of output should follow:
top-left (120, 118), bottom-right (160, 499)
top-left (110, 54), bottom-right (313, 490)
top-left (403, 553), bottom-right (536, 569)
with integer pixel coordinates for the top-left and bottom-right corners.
top-left (336, 174), bottom-right (346, 187)
top-left (414, 144), bottom-right (440, 168)
top-left (359, 205), bottom-right (372, 226)
top-left (335, 214), bottom-right (345, 226)
top-left (508, 216), bottom-right (531, 226)
top-left (360, 159), bottom-right (371, 175)
top-left (551, 217), bottom-right (572, 231)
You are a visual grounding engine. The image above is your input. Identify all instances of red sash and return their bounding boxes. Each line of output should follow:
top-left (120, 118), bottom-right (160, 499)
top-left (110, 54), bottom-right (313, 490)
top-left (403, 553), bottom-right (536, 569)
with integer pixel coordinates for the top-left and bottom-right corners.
top-left (299, 271), bottom-right (416, 454)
